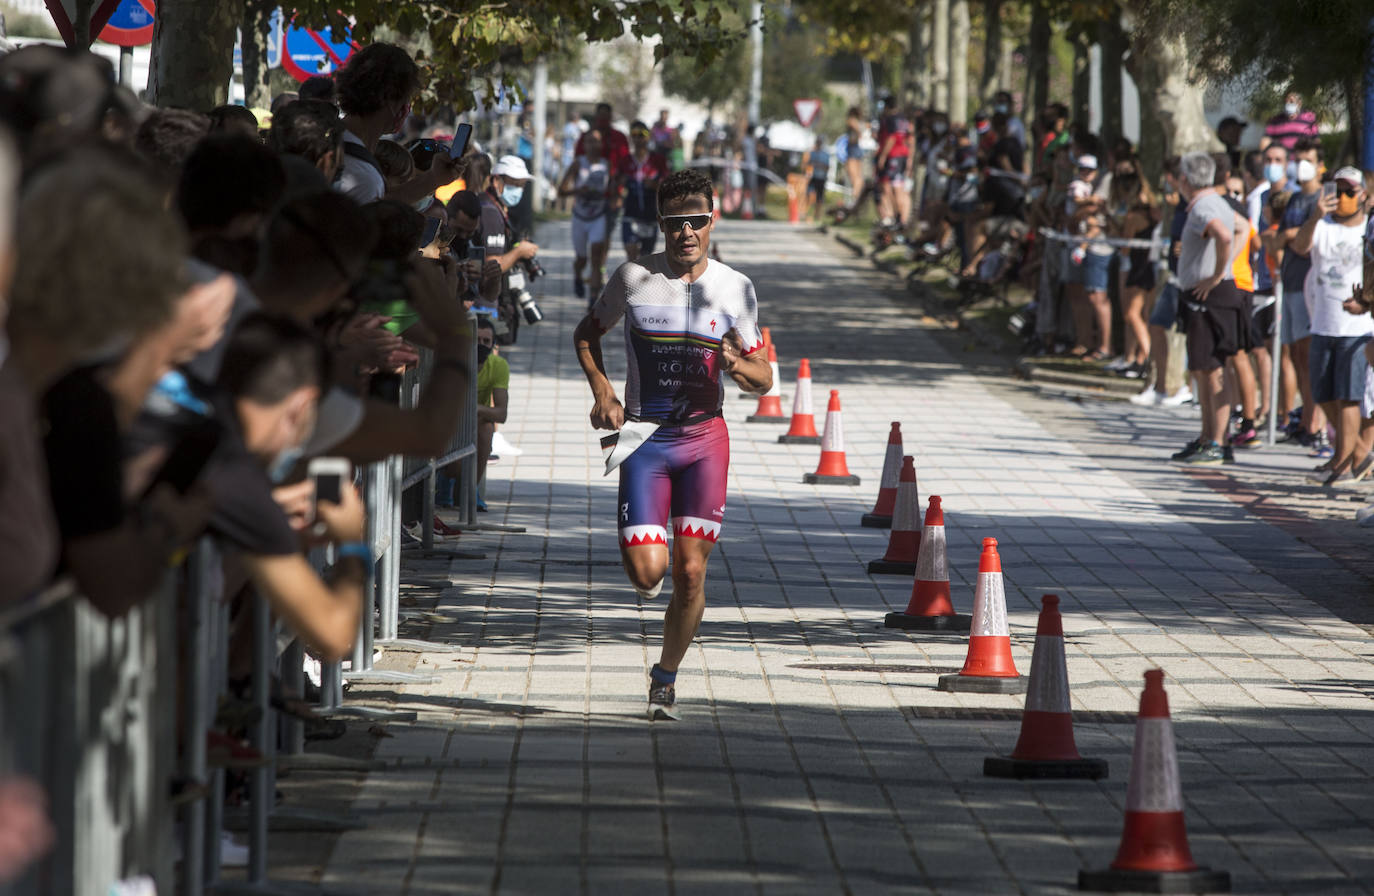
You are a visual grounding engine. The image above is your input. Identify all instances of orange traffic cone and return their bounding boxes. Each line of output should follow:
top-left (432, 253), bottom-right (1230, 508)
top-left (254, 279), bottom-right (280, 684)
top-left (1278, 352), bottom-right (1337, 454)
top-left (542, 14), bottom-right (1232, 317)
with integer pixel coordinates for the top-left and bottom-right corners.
top-left (938, 538), bottom-right (1026, 694)
top-left (985, 595), bottom-right (1107, 779)
top-left (867, 456), bottom-right (920, 575)
top-left (861, 423), bottom-right (903, 528)
top-left (746, 343), bottom-right (786, 422)
top-left (778, 358), bottom-right (821, 445)
top-left (803, 390), bottom-right (860, 485)
top-left (884, 496), bottom-right (971, 631)
top-left (1079, 670), bottom-right (1230, 893)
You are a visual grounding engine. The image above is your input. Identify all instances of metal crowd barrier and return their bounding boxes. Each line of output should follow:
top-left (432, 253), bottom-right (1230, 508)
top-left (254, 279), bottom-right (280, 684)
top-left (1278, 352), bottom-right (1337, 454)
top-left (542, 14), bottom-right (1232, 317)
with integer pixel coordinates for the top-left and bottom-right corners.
top-left (1, 316), bottom-right (483, 895)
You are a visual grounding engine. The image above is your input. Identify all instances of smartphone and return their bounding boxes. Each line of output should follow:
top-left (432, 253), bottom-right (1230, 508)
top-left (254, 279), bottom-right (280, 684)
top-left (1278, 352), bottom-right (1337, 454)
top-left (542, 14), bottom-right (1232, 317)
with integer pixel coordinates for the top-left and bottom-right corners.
top-left (144, 418), bottom-right (222, 496)
top-left (450, 122), bottom-right (473, 159)
top-left (307, 457), bottom-right (351, 519)
top-left (420, 215), bottom-right (442, 247)
top-left (1322, 181), bottom-right (1337, 200)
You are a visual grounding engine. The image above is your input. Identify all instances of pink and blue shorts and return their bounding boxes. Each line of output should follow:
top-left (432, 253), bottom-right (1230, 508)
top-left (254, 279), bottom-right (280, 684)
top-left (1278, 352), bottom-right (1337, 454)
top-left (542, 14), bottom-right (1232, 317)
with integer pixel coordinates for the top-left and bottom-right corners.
top-left (617, 417), bottom-right (729, 548)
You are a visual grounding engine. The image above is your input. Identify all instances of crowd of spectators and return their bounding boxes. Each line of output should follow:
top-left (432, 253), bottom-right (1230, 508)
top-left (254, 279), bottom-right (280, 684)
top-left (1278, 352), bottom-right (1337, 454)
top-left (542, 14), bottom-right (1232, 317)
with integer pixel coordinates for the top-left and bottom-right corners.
top-left (0, 37), bottom-right (536, 876)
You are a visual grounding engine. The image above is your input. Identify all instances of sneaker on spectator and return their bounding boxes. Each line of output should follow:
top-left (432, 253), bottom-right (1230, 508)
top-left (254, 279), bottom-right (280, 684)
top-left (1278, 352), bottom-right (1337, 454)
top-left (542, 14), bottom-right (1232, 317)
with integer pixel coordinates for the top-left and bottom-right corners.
top-left (1170, 438), bottom-right (1203, 461)
top-left (1121, 362), bottom-right (1147, 379)
top-left (219, 833), bottom-right (250, 868)
top-left (403, 521), bottom-right (443, 543)
top-left (1129, 386), bottom-right (1162, 406)
top-left (1307, 430), bottom-right (1333, 458)
top-left (648, 681), bottom-right (680, 721)
top-left (1183, 442), bottom-right (1225, 465)
top-left (1104, 355), bottom-right (1130, 372)
top-left (1305, 463), bottom-right (1334, 484)
top-left (1159, 385), bottom-right (1193, 407)
top-left (1222, 444), bottom-right (1235, 465)
top-left (490, 431), bottom-right (523, 457)
top-left (1230, 428), bottom-right (1261, 449)
top-left (1352, 452), bottom-right (1374, 482)
top-left (432, 515), bottom-right (461, 537)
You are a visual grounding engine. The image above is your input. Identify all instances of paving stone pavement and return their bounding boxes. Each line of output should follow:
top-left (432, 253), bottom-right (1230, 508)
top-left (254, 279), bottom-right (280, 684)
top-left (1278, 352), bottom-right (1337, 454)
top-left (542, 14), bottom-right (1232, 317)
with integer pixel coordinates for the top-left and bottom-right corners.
top-left (307, 218), bottom-right (1374, 895)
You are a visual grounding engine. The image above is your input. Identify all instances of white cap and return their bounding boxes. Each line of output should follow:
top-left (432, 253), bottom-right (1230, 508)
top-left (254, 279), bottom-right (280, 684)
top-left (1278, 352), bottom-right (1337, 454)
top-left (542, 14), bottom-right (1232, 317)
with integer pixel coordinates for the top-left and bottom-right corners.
top-left (492, 155), bottom-right (531, 181)
top-left (1076, 154), bottom-right (1098, 170)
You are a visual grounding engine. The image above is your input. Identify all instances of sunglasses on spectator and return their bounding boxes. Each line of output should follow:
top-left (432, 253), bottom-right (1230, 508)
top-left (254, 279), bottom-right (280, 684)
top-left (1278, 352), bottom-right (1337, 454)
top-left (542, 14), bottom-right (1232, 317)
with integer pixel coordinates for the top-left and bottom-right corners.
top-left (1337, 185), bottom-right (1360, 197)
top-left (661, 213), bottom-right (712, 233)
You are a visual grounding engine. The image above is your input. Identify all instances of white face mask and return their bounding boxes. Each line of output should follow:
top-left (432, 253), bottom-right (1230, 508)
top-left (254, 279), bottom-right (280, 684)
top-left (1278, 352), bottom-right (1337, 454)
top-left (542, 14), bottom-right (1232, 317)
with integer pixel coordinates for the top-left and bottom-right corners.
top-left (1296, 159), bottom-right (1317, 184)
top-left (1284, 102), bottom-right (1300, 117)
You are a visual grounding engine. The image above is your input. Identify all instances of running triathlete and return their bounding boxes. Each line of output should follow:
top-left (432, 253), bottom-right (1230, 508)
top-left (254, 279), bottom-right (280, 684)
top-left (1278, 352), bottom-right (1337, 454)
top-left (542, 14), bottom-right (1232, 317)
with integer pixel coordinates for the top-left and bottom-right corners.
top-left (572, 168), bottom-right (773, 720)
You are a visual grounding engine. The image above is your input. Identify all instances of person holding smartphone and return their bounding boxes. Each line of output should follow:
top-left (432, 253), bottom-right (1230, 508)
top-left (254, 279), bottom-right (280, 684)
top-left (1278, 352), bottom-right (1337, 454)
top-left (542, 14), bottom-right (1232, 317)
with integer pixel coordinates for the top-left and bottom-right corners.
top-left (572, 169), bottom-right (772, 721)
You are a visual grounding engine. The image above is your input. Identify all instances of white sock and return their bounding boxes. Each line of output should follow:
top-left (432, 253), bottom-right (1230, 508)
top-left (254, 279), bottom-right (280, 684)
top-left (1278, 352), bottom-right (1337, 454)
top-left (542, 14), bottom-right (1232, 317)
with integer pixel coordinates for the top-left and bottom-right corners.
top-left (634, 578), bottom-right (664, 600)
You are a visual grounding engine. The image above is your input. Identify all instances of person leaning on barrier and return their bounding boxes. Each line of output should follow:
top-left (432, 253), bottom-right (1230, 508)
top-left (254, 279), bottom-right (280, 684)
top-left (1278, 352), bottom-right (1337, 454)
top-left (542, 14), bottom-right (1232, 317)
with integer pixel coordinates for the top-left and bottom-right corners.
top-left (209, 313), bottom-right (367, 661)
top-left (474, 315), bottom-right (509, 509)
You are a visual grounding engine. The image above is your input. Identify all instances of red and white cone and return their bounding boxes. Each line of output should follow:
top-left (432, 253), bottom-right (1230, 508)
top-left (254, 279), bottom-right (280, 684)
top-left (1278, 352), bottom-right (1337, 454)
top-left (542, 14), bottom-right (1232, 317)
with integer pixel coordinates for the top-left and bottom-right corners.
top-left (861, 423), bottom-right (903, 528)
top-left (884, 496), bottom-right (971, 631)
top-left (939, 538), bottom-right (1026, 694)
top-left (778, 358), bottom-right (821, 445)
top-left (803, 390), bottom-right (860, 485)
top-left (746, 342), bottom-right (786, 422)
top-left (1079, 670), bottom-right (1230, 893)
top-left (985, 594), bottom-right (1107, 779)
top-left (867, 456), bottom-right (920, 575)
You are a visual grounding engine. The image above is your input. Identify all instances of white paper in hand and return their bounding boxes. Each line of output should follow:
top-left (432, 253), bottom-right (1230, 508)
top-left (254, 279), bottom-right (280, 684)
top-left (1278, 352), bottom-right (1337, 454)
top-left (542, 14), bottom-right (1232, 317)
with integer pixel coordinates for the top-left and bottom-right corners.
top-left (601, 420), bottom-right (660, 475)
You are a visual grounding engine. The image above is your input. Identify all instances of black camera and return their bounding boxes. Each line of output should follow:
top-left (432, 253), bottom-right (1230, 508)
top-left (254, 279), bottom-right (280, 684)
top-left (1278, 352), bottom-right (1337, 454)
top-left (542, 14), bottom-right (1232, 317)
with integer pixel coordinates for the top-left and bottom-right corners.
top-left (520, 256), bottom-right (545, 281)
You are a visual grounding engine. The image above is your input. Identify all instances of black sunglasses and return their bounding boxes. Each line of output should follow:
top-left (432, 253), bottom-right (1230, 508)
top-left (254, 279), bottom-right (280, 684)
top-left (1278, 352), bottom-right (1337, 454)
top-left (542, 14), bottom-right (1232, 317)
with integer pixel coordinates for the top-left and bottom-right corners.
top-left (661, 213), bottom-right (712, 233)
top-left (1337, 185), bottom-right (1360, 197)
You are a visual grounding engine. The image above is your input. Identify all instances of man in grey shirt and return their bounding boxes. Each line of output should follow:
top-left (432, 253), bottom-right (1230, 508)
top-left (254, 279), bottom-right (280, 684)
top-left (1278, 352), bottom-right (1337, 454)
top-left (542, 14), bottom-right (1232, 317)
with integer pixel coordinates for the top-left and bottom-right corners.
top-left (1173, 151), bottom-right (1247, 465)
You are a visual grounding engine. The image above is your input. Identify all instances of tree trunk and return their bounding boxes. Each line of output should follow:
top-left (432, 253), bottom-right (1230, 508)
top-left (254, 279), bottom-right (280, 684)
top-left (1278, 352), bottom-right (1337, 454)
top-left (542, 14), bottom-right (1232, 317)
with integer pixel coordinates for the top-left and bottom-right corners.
top-left (904, 6), bottom-right (927, 106)
top-left (1097, 12), bottom-right (1126, 152)
top-left (1026, 0), bottom-right (1050, 121)
top-left (240, 0), bottom-right (273, 110)
top-left (932, 0), bottom-right (949, 111)
top-left (919, 9), bottom-right (933, 108)
top-left (149, 0), bottom-right (243, 109)
top-left (979, 0), bottom-right (1001, 103)
top-left (1071, 31), bottom-right (1090, 129)
top-left (1344, 75), bottom-right (1363, 168)
top-left (949, 0), bottom-right (969, 123)
top-left (1123, 30), bottom-right (1220, 171)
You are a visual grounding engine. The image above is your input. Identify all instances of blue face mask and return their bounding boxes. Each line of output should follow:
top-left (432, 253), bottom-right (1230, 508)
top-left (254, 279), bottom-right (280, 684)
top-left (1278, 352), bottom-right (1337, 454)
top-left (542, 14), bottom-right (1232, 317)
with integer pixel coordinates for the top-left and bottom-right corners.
top-left (501, 185), bottom-right (524, 207)
top-left (1264, 162), bottom-right (1285, 184)
top-left (268, 445), bottom-right (305, 484)
top-left (993, 103), bottom-right (1009, 115)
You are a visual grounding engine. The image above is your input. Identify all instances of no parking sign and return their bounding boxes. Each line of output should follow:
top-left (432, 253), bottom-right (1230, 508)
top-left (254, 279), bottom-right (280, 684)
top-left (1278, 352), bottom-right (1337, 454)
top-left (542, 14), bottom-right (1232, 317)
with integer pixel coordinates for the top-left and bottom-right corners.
top-left (281, 17), bottom-right (356, 82)
top-left (98, 0), bottom-right (154, 47)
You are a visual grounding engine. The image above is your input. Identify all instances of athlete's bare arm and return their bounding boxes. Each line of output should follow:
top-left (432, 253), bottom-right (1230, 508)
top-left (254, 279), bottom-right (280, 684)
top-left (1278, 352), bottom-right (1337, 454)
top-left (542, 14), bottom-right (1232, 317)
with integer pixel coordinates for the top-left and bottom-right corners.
top-left (720, 329), bottom-right (772, 394)
top-left (573, 314), bottom-right (625, 430)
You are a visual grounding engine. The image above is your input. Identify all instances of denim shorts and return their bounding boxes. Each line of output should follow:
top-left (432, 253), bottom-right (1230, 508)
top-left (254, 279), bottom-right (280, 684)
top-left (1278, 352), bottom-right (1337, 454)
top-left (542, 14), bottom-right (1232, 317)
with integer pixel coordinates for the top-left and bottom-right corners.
top-left (1072, 250), bottom-right (1113, 292)
top-left (1280, 289), bottom-right (1312, 345)
top-left (1148, 281), bottom-right (1180, 329)
top-left (1309, 333), bottom-right (1372, 403)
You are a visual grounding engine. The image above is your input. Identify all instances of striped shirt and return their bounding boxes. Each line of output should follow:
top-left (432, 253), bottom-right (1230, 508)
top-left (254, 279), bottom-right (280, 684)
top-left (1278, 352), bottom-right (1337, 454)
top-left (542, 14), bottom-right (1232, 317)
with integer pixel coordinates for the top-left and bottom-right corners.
top-left (1264, 111), bottom-right (1318, 150)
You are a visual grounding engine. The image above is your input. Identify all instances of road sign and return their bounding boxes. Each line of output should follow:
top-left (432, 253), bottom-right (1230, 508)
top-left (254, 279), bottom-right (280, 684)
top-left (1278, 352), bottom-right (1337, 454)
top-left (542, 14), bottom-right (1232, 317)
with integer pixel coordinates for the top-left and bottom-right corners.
top-left (281, 16), bottom-right (356, 82)
top-left (43, 0), bottom-right (121, 48)
top-left (98, 0), bottom-right (154, 47)
top-left (793, 98), bottom-right (821, 129)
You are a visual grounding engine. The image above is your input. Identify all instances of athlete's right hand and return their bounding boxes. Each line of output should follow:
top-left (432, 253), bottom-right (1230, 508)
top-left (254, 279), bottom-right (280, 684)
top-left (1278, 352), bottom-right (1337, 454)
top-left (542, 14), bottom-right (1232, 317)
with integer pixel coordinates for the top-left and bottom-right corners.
top-left (590, 394), bottom-right (625, 430)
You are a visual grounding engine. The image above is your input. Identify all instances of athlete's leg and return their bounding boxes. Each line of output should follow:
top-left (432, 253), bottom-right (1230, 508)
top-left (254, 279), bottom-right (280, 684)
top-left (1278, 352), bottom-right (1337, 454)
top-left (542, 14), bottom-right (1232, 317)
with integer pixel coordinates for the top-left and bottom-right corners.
top-left (658, 536), bottom-right (713, 672)
top-left (618, 437), bottom-right (672, 597)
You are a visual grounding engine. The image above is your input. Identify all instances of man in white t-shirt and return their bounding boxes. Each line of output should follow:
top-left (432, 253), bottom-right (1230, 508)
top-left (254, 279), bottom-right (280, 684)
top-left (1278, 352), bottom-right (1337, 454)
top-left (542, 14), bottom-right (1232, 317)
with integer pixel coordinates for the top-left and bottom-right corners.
top-left (1291, 166), bottom-right (1374, 486)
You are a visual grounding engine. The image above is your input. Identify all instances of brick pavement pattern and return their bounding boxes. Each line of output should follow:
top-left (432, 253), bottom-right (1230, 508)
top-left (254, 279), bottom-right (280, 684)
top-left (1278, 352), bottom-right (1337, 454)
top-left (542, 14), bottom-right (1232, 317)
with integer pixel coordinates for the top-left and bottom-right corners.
top-left (314, 219), bottom-right (1374, 895)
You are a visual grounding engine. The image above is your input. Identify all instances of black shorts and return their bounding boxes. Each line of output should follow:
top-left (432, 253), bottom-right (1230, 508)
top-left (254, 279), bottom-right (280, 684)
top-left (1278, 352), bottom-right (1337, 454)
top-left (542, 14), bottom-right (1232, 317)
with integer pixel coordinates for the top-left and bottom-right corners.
top-left (1251, 295), bottom-right (1276, 348)
top-left (807, 178), bottom-right (825, 202)
top-left (1183, 281), bottom-right (1247, 372)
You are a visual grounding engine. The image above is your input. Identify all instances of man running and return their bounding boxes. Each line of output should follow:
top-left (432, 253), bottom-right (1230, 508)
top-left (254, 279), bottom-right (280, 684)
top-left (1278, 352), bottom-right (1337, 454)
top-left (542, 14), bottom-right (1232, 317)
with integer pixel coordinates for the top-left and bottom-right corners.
top-left (572, 168), bottom-right (772, 720)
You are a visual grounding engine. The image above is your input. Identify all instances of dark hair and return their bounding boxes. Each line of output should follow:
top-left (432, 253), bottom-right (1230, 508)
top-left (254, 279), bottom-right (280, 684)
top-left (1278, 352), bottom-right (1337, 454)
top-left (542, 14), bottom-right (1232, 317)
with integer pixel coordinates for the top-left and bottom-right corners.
top-left (259, 190), bottom-right (377, 289)
top-left (334, 43), bottom-right (419, 118)
top-left (476, 315), bottom-right (495, 333)
top-left (208, 104), bottom-right (260, 136)
top-left (372, 139), bottom-right (413, 180)
top-left (1243, 149), bottom-right (1265, 182)
top-left (218, 312), bottom-right (327, 404)
top-left (0, 45), bottom-right (120, 160)
top-left (270, 92), bottom-right (298, 115)
top-left (1163, 154), bottom-right (1182, 178)
top-left (1210, 152), bottom-right (1232, 186)
top-left (299, 75), bottom-right (336, 103)
top-left (268, 99), bottom-right (342, 165)
top-left (595, 102), bottom-right (611, 115)
top-left (175, 134), bottom-right (286, 234)
top-left (134, 107), bottom-right (212, 183)
top-left (466, 152), bottom-right (492, 190)
top-left (363, 199), bottom-right (426, 260)
top-left (657, 168), bottom-right (714, 213)
top-left (446, 189), bottom-right (481, 222)
top-left (1292, 136), bottom-right (1321, 158)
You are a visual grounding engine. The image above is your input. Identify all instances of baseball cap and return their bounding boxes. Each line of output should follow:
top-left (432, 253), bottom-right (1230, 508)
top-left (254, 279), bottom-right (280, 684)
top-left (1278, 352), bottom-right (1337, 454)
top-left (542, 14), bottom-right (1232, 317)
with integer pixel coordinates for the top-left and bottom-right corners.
top-left (492, 154), bottom-right (530, 181)
top-left (1218, 116), bottom-right (1248, 130)
top-left (1332, 166), bottom-right (1364, 188)
top-left (1076, 154), bottom-right (1098, 171)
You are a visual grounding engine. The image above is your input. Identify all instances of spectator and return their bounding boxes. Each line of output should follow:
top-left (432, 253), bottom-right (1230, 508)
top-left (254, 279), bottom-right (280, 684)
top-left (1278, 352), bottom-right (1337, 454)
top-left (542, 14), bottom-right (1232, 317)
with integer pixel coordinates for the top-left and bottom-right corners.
top-left (334, 42), bottom-right (457, 205)
top-left (474, 316), bottom-right (509, 510)
top-left (299, 74), bottom-right (336, 104)
top-left (1267, 137), bottom-right (1328, 450)
top-left (1107, 154), bottom-right (1157, 377)
top-left (373, 137), bottom-right (415, 193)
top-left (268, 99), bottom-right (344, 183)
top-left (1064, 154), bottom-right (1113, 360)
top-left (991, 90), bottom-right (1026, 153)
top-left (0, 45), bottom-right (121, 165)
top-left (837, 106), bottom-right (868, 215)
top-left (1216, 115), bottom-right (1247, 169)
top-left (177, 134), bottom-right (287, 277)
top-left (134, 107), bottom-right (212, 189)
top-left (1262, 91), bottom-right (1319, 152)
top-left (1133, 156), bottom-right (1194, 406)
top-left (208, 104), bottom-right (260, 138)
top-left (1291, 166), bottom-right (1374, 486)
top-left (1220, 165), bottom-right (1264, 449)
top-left (804, 137), bottom-right (829, 224)
top-left (1239, 151), bottom-right (1277, 428)
top-left (1170, 151), bottom-right (1246, 465)
top-left (559, 134), bottom-right (611, 304)
top-left (874, 97), bottom-right (915, 229)
top-left (619, 121), bottom-right (666, 263)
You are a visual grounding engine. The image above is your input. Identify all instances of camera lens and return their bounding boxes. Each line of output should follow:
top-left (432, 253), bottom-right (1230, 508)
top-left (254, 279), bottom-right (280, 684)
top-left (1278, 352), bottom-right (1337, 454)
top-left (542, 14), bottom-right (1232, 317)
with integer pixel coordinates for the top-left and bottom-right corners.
top-left (516, 289), bottom-right (543, 325)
